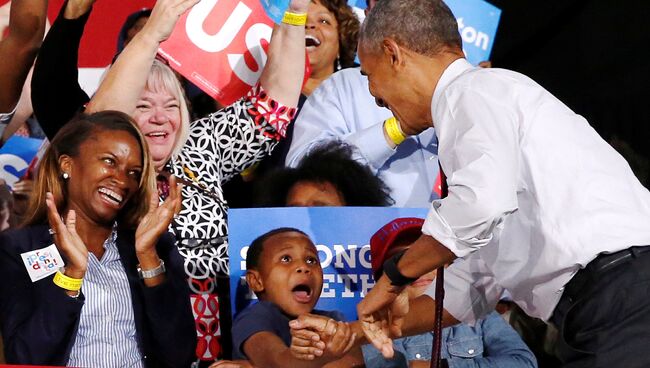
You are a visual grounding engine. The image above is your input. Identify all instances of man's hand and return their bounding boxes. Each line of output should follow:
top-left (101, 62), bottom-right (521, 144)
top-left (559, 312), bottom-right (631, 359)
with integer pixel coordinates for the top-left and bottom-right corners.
top-left (356, 275), bottom-right (409, 358)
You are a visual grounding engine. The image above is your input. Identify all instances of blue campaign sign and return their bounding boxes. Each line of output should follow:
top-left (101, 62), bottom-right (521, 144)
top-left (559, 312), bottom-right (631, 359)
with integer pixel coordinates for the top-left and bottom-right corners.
top-left (0, 136), bottom-right (44, 187)
top-left (229, 207), bottom-right (428, 321)
top-left (443, 0), bottom-right (501, 65)
top-left (260, 0), bottom-right (290, 24)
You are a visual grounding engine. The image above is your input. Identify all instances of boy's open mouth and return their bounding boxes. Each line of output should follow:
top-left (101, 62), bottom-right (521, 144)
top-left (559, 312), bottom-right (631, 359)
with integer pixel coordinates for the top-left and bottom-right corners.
top-left (292, 284), bottom-right (313, 303)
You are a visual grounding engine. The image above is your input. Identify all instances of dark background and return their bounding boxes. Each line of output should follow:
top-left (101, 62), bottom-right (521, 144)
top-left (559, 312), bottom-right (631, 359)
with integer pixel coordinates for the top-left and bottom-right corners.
top-left (486, 0), bottom-right (650, 186)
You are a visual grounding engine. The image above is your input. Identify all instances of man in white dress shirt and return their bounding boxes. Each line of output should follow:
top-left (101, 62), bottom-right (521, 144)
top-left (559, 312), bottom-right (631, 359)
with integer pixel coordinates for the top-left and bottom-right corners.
top-left (354, 0), bottom-right (650, 366)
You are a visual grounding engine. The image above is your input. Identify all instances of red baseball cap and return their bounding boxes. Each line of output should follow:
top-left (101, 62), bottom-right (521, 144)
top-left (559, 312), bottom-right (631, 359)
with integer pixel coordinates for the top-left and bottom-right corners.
top-left (370, 217), bottom-right (424, 280)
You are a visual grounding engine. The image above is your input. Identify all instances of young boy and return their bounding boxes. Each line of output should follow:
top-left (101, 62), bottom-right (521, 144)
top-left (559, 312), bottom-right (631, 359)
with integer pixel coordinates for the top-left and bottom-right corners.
top-left (230, 227), bottom-right (356, 367)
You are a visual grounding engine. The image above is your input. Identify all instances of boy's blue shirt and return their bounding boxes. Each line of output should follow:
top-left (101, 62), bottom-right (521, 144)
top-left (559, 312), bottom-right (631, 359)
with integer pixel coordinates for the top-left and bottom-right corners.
top-left (232, 300), bottom-right (344, 359)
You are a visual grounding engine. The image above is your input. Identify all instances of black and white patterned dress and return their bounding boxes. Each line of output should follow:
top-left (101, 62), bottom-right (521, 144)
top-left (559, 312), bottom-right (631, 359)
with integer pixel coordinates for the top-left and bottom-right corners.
top-left (161, 85), bottom-right (295, 362)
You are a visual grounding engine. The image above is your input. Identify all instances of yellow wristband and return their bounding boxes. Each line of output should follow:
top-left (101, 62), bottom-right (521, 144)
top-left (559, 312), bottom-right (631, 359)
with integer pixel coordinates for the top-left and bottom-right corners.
top-left (53, 271), bottom-right (83, 291)
top-left (282, 11), bottom-right (307, 26)
top-left (384, 117), bottom-right (406, 146)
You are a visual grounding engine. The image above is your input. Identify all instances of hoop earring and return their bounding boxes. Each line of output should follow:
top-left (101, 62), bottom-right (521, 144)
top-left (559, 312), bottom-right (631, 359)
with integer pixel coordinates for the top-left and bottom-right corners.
top-left (62, 172), bottom-right (70, 180)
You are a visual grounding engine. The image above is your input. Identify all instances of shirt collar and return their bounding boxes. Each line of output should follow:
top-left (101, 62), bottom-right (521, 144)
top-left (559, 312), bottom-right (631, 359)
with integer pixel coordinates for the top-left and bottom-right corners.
top-left (101, 224), bottom-right (120, 262)
top-left (431, 58), bottom-right (474, 107)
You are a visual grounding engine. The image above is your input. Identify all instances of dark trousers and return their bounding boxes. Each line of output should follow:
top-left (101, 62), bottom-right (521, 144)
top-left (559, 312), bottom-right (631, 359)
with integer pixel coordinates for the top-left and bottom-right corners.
top-left (551, 246), bottom-right (650, 368)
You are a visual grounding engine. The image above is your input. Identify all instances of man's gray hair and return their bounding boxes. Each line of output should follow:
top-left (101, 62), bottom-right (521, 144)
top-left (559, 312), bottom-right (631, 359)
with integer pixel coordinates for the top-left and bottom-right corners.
top-left (360, 0), bottom-right (462, 56)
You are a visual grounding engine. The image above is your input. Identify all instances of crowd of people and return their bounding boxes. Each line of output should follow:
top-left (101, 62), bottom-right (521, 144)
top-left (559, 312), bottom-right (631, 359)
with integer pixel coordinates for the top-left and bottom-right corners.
top-left (1, 0), bottom-right (649, 367)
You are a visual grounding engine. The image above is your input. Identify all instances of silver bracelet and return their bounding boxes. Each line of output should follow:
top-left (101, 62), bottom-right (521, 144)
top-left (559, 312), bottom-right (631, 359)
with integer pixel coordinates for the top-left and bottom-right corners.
top-left (137, 259), bottom-right (166, 279)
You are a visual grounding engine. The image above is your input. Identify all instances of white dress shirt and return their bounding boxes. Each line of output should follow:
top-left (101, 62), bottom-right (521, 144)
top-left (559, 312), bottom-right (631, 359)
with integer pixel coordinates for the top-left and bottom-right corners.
top-left (285, 68), bottom-right (440, 207)
top-left (423, 59), bottom-right (650, 322)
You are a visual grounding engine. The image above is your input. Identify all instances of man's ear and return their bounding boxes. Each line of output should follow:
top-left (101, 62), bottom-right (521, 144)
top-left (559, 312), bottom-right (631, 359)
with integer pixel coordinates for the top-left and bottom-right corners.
top-left (382, 38), bottom-right (404, 69)
top-left (246, 270), bottom-right (264, 294)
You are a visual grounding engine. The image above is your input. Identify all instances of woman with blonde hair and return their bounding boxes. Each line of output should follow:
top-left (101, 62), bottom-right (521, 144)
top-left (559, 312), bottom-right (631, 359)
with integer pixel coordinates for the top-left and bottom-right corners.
top-left (0, 110), bottom-right (196, 367)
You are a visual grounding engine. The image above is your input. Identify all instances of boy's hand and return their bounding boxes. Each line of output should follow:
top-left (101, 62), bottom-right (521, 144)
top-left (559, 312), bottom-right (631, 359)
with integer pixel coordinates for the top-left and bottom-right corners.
top-left (289, 314), bottom-right (356, 361)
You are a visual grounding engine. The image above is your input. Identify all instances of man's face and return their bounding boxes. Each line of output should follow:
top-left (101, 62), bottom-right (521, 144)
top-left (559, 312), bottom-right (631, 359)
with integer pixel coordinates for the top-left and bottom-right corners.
top-left (358, 42), bottom-right (429, 135)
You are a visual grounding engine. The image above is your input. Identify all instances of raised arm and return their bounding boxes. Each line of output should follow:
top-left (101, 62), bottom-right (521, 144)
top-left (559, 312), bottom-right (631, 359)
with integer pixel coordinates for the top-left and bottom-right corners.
top-left (257, 0), bottom-right (308, 107)
top-left (86, 0), bottom-right (198, 114)
top-left (31, 0), bottom-right (95, 139)
top-left (88, 0), bottom-right (308, 113)
top-left (0, 0), bottom-right (48, 113)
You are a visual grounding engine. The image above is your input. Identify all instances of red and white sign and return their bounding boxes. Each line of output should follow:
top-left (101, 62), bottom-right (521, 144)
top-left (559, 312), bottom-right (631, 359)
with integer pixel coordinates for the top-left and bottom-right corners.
top-left (159, 0), bottom-right (275, 105)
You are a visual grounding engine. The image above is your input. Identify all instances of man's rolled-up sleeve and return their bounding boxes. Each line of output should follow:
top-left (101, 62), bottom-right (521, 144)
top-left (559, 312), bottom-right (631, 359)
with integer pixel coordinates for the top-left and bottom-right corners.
top-left (422, 87), bottom-right (520, 258)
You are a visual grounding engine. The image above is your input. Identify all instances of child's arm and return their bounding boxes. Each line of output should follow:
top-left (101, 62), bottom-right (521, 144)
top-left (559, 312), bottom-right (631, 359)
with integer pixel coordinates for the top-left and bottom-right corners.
top-left (244, 320), bottom-right (355, 368)
top-left (290, 295), bottom-right (458, 359)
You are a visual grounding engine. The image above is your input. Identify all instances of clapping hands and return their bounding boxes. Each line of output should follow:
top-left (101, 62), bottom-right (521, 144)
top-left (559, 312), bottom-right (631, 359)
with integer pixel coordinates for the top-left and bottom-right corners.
top-left (135, 175), bottom-right (182, 255)
top-left (45, 192), bottom-right (88, 279)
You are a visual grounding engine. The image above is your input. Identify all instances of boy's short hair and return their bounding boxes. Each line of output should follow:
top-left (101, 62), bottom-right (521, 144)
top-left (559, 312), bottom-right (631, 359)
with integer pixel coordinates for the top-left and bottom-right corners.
top-left (246, 227), bottom-right (309, 270)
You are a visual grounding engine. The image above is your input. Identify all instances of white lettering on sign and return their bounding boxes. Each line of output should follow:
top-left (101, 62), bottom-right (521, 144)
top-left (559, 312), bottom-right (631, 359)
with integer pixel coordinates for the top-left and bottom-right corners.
top-left (457, 17), bottom-right (489, 51)
top-left (186, 0), bottom-right (253, 53)
top-left (321, 273), bottom-right (336, 298)
top-left (240, 245), bottom-right (249, 270)
top-left (227, 23), bottom-right (273, 86)
top-left (0, 154), bottom-right (28, 186)
top-left (318, 244), bottom-right (371, 269)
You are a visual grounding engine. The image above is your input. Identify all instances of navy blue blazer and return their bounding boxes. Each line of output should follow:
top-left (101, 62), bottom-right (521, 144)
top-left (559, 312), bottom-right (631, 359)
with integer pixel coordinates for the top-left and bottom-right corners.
top-left (0, 224), bottom-right (197, 367)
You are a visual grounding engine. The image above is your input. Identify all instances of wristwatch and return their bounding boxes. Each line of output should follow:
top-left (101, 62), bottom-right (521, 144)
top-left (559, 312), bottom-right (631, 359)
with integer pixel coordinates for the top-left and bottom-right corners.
top-left (382, 249), bottom-right (418, 287)
top-left (137, 259), bottom-right (166, 279)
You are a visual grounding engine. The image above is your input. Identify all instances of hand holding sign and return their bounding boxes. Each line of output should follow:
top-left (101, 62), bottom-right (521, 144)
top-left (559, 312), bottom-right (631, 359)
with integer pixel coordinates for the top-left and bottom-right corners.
top-left (142, 0), bottom-right (201, 43)
top-left (288, 0), bottom-right (309, 13)
top-left (45, 192), bottom-right (88, 279)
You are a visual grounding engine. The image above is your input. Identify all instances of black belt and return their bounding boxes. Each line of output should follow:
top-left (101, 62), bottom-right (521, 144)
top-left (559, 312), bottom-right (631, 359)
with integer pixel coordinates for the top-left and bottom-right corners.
top-left (584, 245), bottom-right (650, 274)
top-left (552, 245), bottom-right (650, 327)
